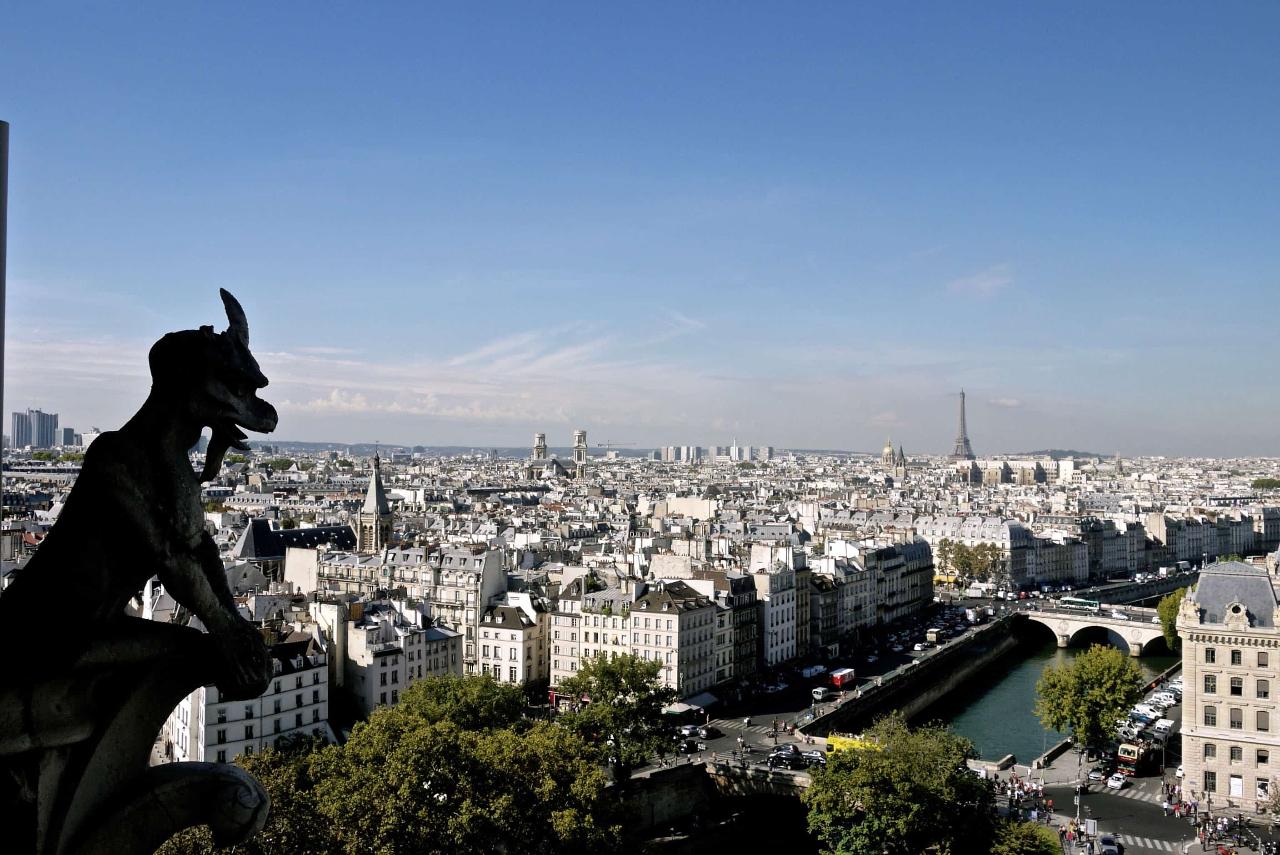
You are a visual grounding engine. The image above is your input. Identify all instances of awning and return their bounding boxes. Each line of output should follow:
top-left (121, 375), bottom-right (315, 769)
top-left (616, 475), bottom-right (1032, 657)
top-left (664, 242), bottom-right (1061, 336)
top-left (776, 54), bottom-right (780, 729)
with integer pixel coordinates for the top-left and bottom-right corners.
top-left (683, 691), bottom-right (719, 709)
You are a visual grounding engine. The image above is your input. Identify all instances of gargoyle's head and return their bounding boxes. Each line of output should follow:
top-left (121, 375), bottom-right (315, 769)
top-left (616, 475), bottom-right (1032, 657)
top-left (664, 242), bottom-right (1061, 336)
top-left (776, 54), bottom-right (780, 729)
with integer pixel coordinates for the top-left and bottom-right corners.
top-left (148, 289), bottom-right (279, 480)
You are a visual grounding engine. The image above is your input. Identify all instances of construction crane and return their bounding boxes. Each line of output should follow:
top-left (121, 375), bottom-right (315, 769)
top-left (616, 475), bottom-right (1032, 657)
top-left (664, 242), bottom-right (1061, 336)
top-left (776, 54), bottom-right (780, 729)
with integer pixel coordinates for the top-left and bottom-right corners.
top-left (596, 441), bottom-right (635, 450)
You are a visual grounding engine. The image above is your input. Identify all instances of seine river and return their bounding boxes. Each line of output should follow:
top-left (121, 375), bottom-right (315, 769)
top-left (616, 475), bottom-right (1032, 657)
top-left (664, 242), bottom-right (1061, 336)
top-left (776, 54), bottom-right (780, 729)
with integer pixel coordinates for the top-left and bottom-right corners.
top-left (927, 638), bottom-right (1178, 765)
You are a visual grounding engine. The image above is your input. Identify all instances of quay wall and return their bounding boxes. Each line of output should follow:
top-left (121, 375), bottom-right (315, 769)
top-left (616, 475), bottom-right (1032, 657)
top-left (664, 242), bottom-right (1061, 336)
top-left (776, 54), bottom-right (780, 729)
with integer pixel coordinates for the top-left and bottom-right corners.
top-left (802, 617), bottom-right (1023, 738)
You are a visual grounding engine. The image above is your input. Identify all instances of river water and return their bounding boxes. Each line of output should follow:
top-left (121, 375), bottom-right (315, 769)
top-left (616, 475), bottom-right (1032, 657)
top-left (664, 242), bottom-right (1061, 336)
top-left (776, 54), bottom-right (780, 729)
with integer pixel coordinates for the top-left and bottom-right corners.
top-left (926, 638), bottom-right (1178, 765)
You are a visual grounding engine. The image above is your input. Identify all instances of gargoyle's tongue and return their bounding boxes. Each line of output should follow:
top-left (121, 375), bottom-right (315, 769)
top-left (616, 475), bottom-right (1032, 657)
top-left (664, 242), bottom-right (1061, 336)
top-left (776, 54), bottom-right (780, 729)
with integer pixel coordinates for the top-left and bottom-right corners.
top-left (200, 423), bottom-right (250, 482)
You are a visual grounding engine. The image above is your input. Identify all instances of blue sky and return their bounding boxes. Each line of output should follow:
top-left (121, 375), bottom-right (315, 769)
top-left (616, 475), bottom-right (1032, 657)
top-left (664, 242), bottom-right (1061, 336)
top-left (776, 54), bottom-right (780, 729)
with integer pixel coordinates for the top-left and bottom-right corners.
top-left (4, 3), bottom-right (1279, 455)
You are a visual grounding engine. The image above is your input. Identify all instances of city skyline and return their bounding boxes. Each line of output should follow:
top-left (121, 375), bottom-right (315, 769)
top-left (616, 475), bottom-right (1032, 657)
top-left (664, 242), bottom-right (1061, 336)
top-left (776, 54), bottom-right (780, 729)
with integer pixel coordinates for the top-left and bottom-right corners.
top-left (4, 4), bottom-right (1280, 455)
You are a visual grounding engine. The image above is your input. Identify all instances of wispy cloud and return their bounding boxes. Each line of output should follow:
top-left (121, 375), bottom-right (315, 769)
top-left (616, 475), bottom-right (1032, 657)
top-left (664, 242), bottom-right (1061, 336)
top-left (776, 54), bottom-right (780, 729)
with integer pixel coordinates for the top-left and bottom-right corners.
top-left (946, 263), bottom-right (1015, 298)
top-left (989, 397), bottom-right (1022, 408)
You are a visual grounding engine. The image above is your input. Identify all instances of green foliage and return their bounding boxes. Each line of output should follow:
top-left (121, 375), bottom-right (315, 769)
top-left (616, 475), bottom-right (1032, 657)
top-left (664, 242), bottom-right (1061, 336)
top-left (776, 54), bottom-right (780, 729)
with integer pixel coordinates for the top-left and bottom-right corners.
top-left (157, 680), bottom-right (623, 855)
top-left (266, 457), bottom-right (297, 472)
top-left (1253, 478), bottom-right (1280, 490)
top-left (801, 713), bottom-right (994, 854)
top-left (225, 453), bottom-right (248, 465)
top-left (336, 459), bottom-right (355, 469)
top-left (58, 451), bottom-right (85, 463)
top-left (30, 450), bottom-right (57, 461)
top-left (281, 518), bottom-right (298, 529)
top-left (557, 653), bottom-right (676, 783)
top-left (935, 538), bottom-right (955, 574)
top-left (1157, 587), bottom-right (1188, 650)
top-left (389, 674), bottom-right (527, 731)
top-left (991, 821), bottom-right (1060, 855)
top-left (1035, 645), bottom-right (1144, 749)
top-left (202, 499), bottom-right (229, 513)
top-left (942, 541), bottom-right (1006, 584)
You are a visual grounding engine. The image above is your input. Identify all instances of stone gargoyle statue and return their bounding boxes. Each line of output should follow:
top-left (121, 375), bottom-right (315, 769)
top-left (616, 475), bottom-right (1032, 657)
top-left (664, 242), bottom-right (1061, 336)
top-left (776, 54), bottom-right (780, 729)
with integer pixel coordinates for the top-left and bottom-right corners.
top-left (0, 290), bottom-right (279, 854)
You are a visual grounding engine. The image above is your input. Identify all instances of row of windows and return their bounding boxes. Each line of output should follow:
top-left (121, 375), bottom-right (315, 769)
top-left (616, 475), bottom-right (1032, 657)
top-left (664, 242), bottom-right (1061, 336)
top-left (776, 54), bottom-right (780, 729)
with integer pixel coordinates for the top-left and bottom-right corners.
top-left (1203, 743), bottom-right (1269, 765)
top-left (1202, 770), bottom-right (1270, 800)
top-left (1203, 706), bottom-right (1271, 731)
top-left (1203, 675), bottom-right (1270, 698)
top-left (1204, 648), bottom-right (1269, 667)
top-left (215, 708), bottom-right (321, 743)
top-left (217, 692), bottom-right (321, 722)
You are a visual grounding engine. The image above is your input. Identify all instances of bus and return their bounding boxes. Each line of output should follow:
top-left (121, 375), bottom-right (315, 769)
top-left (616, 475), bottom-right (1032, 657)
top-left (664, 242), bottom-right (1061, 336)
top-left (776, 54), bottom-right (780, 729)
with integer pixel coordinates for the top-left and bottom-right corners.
top-left (1059, 597), bottom-right (1101, 614)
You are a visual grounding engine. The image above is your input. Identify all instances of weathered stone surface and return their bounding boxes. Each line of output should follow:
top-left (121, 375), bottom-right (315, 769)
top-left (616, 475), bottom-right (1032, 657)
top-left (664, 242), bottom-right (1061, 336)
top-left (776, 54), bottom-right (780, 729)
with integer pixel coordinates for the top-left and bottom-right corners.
top-left (0, 290), bottom-right (277, 853)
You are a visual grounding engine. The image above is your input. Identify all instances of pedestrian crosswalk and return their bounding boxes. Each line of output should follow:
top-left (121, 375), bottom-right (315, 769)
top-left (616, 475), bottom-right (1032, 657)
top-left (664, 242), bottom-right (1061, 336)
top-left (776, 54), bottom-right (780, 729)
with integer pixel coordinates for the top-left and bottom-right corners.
top-left (1115, 835), bottom-right (1183, 852)
top-left (709, 717), bottom-right (784, 737)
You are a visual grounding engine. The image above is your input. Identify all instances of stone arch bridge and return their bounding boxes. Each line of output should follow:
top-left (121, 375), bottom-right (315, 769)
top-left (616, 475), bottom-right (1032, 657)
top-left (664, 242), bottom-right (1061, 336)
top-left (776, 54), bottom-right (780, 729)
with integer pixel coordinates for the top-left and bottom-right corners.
top-left (1018, 605), bottom-right (1167, 656)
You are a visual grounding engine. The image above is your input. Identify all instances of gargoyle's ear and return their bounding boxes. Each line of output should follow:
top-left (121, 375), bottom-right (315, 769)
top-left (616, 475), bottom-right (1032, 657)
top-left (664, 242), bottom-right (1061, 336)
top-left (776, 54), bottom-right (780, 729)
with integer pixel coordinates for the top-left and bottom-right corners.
top-left (220, 288), bottom-right (249, 347)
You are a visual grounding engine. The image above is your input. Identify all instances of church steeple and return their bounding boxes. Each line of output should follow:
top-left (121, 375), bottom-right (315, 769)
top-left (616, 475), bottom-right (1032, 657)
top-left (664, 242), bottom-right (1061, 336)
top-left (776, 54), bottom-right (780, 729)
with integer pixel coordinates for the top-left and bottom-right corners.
top-left (356, 453), bottom-right (394, 553)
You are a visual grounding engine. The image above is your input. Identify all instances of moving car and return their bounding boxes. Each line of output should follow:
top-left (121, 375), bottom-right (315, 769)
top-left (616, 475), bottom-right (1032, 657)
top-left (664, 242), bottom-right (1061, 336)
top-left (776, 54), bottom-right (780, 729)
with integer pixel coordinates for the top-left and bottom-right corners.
top-left (1106, 773), bottom-right (1126, 790)
top-left (1087, 765), bottom-right (1111, 781)
top-left (1099, 833), bottom-right (1120, 855)
top-left (698, 725), bottom-right (721, 740)
top-left (802, 750), bottom-right (826, 768)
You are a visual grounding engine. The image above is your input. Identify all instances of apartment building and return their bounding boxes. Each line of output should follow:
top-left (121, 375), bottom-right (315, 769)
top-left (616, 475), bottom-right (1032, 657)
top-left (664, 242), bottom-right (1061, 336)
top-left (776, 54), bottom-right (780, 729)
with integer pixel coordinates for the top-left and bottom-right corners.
top-left (1178, 561), bottom-right (1280, 814)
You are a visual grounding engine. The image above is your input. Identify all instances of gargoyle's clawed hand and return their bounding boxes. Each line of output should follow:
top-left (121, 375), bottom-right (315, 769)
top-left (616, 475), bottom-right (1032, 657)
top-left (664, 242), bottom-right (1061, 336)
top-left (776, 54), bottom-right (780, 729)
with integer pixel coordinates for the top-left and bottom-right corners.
top-left (216, 620), bottom-right (273, 700)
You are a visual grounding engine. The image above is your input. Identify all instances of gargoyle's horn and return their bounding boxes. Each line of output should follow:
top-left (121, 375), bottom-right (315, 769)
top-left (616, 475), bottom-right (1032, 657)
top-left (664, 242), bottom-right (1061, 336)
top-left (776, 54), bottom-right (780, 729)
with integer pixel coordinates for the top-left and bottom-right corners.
top-left (220, 289), bottom-right (249, 346)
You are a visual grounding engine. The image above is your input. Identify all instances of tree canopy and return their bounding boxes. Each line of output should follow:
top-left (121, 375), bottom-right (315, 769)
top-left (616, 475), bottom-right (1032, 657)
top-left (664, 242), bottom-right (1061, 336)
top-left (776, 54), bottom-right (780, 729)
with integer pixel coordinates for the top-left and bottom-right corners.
top-left (1253, 477), bottom-right (1280, 490)
top-left (802, 713), bottom-right (995, 854)
top-left (991, 821), bottom-right (1060, 855)
top-left (556, 653), bottom-right (676, 783)
top-left (157, 678), bottom-right (625, 855)
top-left (1035, 645), bottom-right (1144, 749)
top-left (1156, 586), bottom-right (1188, 651)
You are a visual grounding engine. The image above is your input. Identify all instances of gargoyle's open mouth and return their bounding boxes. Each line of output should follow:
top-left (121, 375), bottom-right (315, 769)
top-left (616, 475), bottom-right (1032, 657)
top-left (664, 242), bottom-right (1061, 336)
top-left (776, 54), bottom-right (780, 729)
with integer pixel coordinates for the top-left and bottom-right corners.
top-left (200, 401), bottom-right (278, 481)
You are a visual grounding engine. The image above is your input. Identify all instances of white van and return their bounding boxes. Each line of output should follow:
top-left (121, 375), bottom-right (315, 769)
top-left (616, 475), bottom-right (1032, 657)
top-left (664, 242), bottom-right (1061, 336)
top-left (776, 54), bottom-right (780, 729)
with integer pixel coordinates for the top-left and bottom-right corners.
top-left (1133, 704), bottom-right (1158, 718)
top-left (1154, 718), bottom-right (1175, 733)
top-left (812, 687), bottom-right (830, 702)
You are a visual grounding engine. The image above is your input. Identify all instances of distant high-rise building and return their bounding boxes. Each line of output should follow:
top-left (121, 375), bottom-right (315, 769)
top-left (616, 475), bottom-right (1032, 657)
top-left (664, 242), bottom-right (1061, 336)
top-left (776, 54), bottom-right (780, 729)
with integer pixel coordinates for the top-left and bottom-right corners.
top-left (30, 409), bottom-right (58, 449)
top-left (60, 427), bottom-right (76, 446)
top-left (949, 391), bottom-right (976, 461)
top-left (11, 411), bottom-right (31, 448)
top-left (11, 409), bottom-right (58, 449)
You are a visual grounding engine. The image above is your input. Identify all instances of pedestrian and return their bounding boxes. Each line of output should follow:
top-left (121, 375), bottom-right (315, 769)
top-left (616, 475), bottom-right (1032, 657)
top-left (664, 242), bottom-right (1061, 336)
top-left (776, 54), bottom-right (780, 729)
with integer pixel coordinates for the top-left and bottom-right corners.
top-left (1164, 799), bottom-right (1171, 816)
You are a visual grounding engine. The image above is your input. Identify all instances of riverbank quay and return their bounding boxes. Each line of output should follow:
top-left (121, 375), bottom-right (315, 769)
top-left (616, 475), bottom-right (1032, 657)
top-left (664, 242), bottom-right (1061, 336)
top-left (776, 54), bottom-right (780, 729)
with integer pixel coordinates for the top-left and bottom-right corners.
top-left (800, 614), bottom-right (1025, 738)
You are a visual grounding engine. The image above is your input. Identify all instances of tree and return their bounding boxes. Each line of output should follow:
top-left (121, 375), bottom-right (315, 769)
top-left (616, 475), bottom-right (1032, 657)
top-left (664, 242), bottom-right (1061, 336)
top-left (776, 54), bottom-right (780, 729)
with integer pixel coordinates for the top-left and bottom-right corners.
top-left (802, 713), bottom-right (995, 854)
top-left (315, 719), bottom-right (621, 854)
top-left (556, 653), bottom-right (676, 783)
top-left (1157, 587), bottom-right (1188, 651)
top-left (974, 543), bottom-right (1007, 588)
top-left (991, 821), bottom-right (1059, 855)
top-left (1035, 645), bottom-right (1144, 750)
top-left (281, 518), bottom-right (298, 529)
top-left (391, 673), bottom-right (527, 731)
top-left (951, 543), bottom-right (978, 580)
top-left (30, 450), bottom-right (57, 461)
top-left (1252, 478), bottom-right (1280, 490)
top-left (266, 457), bottom-right (297, 472)
top-left (58, 451), bottom-right (85, 463)
top-left (225, 453), bottom-right (248, 465)
top-left (935, 539), bottom-right (956, 576)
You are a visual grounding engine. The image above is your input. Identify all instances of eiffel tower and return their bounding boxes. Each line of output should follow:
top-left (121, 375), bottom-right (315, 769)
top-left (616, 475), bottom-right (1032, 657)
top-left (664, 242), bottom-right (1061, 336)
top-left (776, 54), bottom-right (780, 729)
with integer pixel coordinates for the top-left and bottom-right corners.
top-left (949, 390), bottom-right (976, 461)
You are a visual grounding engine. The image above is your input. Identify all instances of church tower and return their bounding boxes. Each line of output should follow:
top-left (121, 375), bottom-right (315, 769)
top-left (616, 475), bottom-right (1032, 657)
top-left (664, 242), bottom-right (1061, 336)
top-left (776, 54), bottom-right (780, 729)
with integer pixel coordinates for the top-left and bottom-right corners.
top-left (881, 438), bottom-right (895, 467)
top-left (894, 445), bottom-right (909, 485)
top-left (533, 432), bottom-right (547, 460)
top-left (356, 453), bottom-right (394, 554)
top-left (573, 429), bottom-right (588, 479)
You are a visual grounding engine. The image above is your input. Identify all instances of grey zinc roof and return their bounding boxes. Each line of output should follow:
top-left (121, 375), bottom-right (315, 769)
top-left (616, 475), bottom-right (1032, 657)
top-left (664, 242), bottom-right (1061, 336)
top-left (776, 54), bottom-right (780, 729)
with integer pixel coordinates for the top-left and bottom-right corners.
top-left (1193, 561), bottom-right (1279, 628)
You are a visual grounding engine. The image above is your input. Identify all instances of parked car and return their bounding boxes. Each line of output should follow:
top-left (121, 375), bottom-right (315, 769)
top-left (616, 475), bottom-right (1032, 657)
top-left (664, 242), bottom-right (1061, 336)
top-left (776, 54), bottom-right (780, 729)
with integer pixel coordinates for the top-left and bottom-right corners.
top-left (769, 753), bottom-right (808, 771)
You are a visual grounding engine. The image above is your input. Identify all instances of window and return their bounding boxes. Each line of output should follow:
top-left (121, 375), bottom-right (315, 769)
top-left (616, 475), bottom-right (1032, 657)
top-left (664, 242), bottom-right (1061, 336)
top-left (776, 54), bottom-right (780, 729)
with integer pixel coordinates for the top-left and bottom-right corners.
top-left (1231, 677), bottom-right (1244, 696)
top-left (1259, 711), bottom-right (1271, 732)
top-left (379, 692), bottom-right (387, 704)
top-left (1205, 707), bottom-right (1218, 727)
top-left (1205, 675), bottom-right (1218, 694)
top-left (508, 666), bottom-right (517, 683)
top-left (1204, 771), bottom-right (1217, 793)
top-left (243, 704), bottom-right (254, 719)
top-left (1232, 650), bottom-right (1242, 666)
top-left (1259, 750), bottom-right (1270, 766)
top-left (244, 745), bottom-right (253, 756)
top-left (312, 709), bottom-right (320, 723)
top-left (244, 724), bottom-right (254, 739)
top-left (1205, 648), bottom-right (1217, 664)
top-left (1261, 651), bottom-right (1271, 668)
top-left (216, 749), bottom-right (227, 763)
top-left (1205, 743), bottom-right (1217, 759)
top-left (216, 708), bottom-right (226, 724)
top-left (273, 719), bottom-right (282, 734)
top-left (1230, 708), bottom-right (1244, 730)
top-left (1230, 775), bottom-right (1244, 798)
top-left (312, 690), bottom-right (319, 704)
top-left (273, 699), bottom-right (281, 714)
top-left (216, 729), bottom-right (227, 745)
top-left (273, 680), bottom-right (281, 694)
top-left (391, 690), bottom-right (398, 704)
top-left (380, 672), bottom-right (387, 686)
top-left (313, 672), bottom-right (321, 684)
top-left (1231, 746), bottom-right (1243, 761)
top-left (295, 713), bottom-right (302, 727)
top-left (1259, 679), bottom-right (1271, 700)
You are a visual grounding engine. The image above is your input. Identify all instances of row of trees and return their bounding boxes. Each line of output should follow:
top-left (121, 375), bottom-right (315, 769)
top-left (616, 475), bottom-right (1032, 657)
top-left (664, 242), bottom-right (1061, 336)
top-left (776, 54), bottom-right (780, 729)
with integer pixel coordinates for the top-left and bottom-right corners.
top-left (934, 538), bottom-right (1007, 584)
